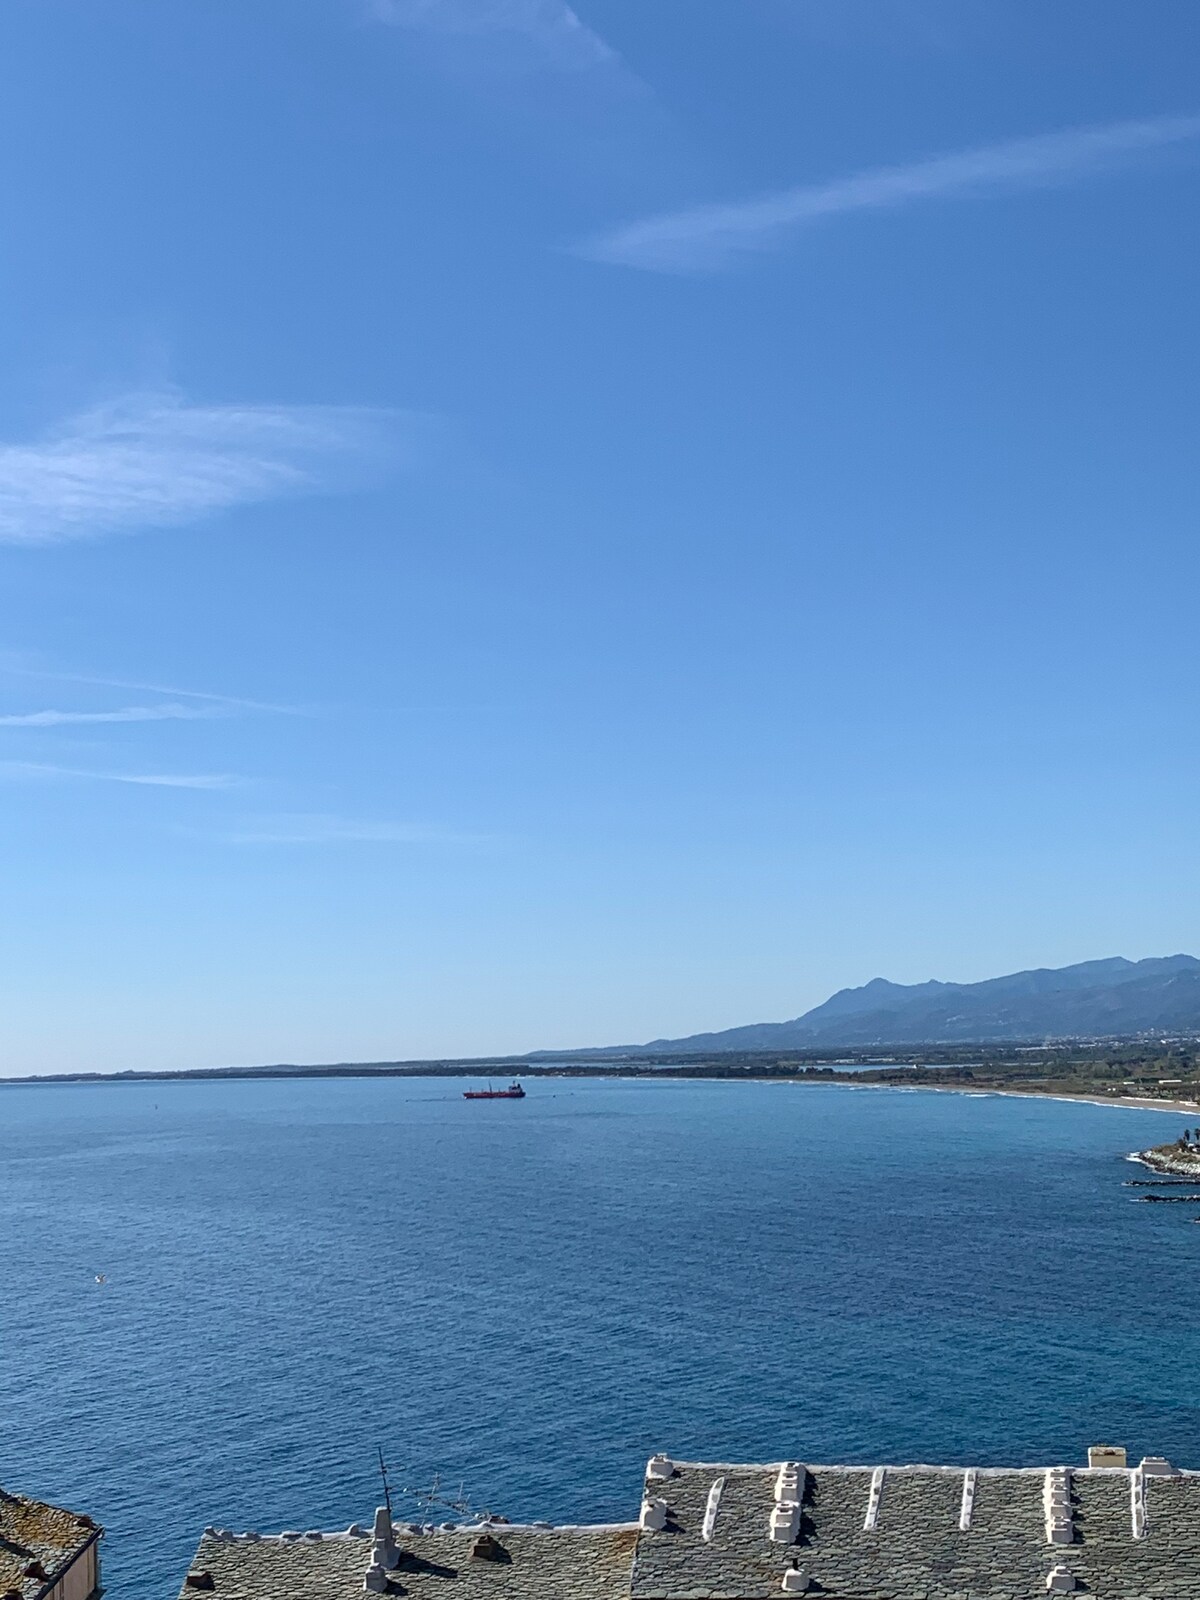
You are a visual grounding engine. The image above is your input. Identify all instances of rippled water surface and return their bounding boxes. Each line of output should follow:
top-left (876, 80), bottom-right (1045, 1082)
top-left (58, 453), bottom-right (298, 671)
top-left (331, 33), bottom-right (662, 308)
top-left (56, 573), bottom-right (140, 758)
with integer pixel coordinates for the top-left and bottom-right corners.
top-left (2, 1077), bottom-right (1197, 1600)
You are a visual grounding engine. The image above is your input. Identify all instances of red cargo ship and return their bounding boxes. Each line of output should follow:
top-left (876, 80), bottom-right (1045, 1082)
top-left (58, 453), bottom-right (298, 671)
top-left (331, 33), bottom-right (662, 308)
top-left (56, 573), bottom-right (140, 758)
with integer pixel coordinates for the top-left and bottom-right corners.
top-left (463, 1081), bottom-right (526, 1100)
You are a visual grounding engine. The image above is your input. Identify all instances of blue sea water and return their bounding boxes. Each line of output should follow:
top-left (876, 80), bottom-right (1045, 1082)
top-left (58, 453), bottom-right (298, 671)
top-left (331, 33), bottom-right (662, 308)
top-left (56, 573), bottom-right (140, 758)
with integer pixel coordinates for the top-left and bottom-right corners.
top-left (1, 1076), bottom-right (1197, 1600)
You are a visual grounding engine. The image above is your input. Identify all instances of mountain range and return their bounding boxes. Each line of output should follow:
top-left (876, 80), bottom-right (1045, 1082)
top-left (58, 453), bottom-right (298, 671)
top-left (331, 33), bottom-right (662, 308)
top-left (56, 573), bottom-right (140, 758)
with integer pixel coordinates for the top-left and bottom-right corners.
top-left (566, 955), bottom-right (1200, 1053)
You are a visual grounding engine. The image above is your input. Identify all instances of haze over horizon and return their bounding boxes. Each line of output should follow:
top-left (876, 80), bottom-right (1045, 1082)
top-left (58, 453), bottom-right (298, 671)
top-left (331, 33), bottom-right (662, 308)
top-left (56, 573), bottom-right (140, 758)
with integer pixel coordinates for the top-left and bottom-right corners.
top-left (2, 1), bottom-right (1199, 1075)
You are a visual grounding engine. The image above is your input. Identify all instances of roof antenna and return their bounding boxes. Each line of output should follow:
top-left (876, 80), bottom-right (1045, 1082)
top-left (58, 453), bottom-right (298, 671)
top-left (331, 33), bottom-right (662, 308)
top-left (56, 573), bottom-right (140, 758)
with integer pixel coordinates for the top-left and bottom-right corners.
top-left (377, 1448), bottom-right (394, 1522)
top-left (400, 1471), bottom-right (490, 1522)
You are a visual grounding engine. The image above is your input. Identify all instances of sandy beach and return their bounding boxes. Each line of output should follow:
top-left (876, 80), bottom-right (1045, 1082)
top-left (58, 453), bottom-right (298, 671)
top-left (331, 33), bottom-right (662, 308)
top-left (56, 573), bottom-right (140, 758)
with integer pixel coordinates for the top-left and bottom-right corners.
top-left (819, 1080), bottom-right (1200, 1115)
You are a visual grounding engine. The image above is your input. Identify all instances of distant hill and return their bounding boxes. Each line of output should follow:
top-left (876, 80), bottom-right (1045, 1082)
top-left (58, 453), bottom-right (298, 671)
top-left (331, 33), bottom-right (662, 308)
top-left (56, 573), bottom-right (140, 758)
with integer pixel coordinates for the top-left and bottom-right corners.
top-left (559, 955), bottom-right (1200, 1053)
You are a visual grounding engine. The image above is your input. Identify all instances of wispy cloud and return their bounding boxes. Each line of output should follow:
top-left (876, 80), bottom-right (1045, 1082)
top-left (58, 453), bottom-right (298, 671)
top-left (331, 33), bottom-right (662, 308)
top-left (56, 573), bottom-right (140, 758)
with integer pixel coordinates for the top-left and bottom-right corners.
top-left (221, 813), bottom-right (486, 845)
top-left (1, 760), bottom-right (237, 789)
top-left (582, 110), bottom-right (1200, 272)
top-left (0, 703), bottom-right (220, 727)
top-left (0, 389), bottom-right (412, 545)
top-left (3, 664), bottom-right (297, 715)
top-left (371, 0), bottom-right (615, 71)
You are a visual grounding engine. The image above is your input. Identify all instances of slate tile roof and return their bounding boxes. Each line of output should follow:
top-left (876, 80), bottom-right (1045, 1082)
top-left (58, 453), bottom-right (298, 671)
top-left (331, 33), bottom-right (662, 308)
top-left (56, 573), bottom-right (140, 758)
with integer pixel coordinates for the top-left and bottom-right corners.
top-left (175, 1452), bottom-right (1200, 1600)
top-left (0, 1488), bottom-right (99, 1600)
top-left (178, 1524), bottom-right (637, 1600)
top-left (630, 1458), bottom-right (1200, 1600)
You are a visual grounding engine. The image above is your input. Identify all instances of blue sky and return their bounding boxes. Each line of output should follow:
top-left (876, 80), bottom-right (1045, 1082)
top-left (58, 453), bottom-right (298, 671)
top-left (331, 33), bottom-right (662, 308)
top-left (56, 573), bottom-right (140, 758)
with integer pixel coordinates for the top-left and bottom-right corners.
top-left (1, 0), bottom-right (1198, 1073)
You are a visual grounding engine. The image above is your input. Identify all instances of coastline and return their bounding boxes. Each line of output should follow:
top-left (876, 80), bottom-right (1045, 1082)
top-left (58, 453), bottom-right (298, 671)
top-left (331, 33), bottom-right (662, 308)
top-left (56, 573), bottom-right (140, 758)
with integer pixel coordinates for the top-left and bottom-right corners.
top-left (789, 1080), bottom-right (1200, 1116)
top-left (5, 1066), bottom-right (1199, 1119)
top-left (937, 1087), bottom-right (1198, 1115)
top-left (7, 1062), bottom-right (1195, 1181)
top-left (1125, 1144), bottom-right (1200, 1176)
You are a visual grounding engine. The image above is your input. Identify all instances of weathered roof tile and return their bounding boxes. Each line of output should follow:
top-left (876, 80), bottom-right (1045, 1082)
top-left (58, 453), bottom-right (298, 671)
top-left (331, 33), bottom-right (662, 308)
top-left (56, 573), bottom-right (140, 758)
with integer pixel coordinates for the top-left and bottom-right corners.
top-left (175, 1457), bottom-right (1200, 1600)
top-left (177, 1525), bottom-right (636, 1600)
top-left (0, 1489), bottom-right (99, 1600)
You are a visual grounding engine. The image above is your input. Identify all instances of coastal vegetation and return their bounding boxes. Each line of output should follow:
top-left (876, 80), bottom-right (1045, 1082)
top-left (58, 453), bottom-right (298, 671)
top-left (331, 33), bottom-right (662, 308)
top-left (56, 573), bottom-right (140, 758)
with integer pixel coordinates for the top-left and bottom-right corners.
top-left (7, 1039), bottom-right (1200, 1103)
top-left (1136, 1129), bottom-right (1200, 1175)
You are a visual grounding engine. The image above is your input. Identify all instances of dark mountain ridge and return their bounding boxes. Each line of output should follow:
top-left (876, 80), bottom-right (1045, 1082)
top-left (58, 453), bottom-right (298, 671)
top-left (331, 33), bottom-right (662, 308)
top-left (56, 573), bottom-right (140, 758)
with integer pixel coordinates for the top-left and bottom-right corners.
top-left (567, 955), bottom-right (1200, 1053)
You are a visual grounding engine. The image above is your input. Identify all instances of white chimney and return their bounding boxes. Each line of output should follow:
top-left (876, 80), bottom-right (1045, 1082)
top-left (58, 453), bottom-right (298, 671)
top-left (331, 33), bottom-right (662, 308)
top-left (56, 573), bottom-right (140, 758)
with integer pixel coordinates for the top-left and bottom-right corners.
top-left (769, 1462), bottom-right (805, 1545)
top-left (769, 1503), bottom-right (801, 1544)
top-left (363, 1505), bottom-right (399, 1591)
top-left (1043, 1470), bottom-right (1073, 1545)
top-left (774, 1464), bottom-right (802, 1503)
top-left (639, 1498), bottom-right (668, 1532)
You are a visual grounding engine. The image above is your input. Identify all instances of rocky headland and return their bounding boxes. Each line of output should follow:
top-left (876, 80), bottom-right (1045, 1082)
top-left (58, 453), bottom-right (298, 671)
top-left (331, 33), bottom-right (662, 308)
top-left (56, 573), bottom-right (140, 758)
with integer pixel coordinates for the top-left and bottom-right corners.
top-left (1130, 1136), bottom-right (1200, 1176)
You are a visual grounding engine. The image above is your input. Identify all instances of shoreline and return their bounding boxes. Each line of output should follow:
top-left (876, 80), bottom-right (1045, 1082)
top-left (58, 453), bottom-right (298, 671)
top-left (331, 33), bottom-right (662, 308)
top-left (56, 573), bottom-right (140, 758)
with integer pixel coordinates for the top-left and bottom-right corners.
top-left (5, 1067), bottom-right (1197, 1121)
top-left (1125, 1144), bottom-right (1200, 1177)
top-left (835, 1082), bottom-right (1199, 1115)
top-left (7, 1068), bottom-right (1193, 1174)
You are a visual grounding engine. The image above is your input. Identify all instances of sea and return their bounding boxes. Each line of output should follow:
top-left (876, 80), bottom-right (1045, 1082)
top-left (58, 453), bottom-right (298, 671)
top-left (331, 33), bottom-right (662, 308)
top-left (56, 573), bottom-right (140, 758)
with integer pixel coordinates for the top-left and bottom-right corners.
top-left (2, 1075), bottom-right (1198, 1600)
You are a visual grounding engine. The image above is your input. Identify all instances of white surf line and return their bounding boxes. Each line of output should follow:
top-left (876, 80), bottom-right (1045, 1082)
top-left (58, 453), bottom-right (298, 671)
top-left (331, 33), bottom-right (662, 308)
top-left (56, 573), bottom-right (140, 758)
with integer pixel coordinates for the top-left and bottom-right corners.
top-left (836, 1082), bottom-right (1198, 1116)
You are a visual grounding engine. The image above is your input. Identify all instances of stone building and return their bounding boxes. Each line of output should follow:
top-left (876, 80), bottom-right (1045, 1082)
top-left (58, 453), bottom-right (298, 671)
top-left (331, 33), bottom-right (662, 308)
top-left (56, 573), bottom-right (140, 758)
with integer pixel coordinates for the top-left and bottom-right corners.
top-left (176, 1447), bottom-right (1200, 1600)
top-left (0, 1488), bottom-right (101, 1600)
